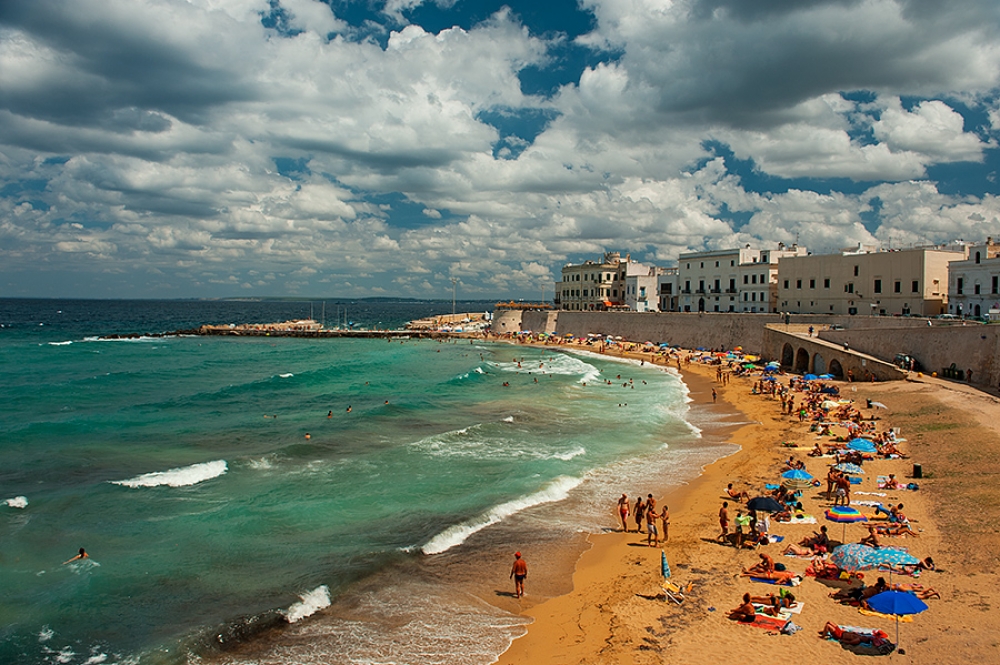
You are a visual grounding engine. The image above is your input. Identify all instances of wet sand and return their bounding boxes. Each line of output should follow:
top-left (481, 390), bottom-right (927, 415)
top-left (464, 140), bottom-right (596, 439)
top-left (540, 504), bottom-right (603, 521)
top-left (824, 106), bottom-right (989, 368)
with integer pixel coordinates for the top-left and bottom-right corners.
top-left (494, 347), bottom-right (1000, 664)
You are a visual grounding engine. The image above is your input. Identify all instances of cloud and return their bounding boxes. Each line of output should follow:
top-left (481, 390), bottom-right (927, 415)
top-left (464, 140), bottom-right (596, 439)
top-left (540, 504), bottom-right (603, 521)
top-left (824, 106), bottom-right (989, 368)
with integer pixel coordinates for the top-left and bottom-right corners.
top-left (0, 0), bottom-right (998, 297)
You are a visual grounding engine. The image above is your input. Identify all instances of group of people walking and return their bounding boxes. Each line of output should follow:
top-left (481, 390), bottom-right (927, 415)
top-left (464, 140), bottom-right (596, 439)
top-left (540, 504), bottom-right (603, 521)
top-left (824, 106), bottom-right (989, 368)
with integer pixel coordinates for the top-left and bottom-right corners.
top-left (617, 493), bottom-right (669, 546)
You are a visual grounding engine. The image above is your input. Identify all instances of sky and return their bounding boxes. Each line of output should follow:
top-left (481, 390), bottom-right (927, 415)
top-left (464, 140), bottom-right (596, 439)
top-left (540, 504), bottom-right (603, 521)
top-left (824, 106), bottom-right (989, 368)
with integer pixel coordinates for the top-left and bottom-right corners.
top-left (2, 0), bottom-right (999, 300)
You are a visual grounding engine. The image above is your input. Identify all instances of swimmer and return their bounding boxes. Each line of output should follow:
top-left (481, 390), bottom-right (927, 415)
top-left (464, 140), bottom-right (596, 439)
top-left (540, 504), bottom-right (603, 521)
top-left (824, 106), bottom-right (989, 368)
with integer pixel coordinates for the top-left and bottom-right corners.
top-left (63, 548), bottom-right (88, 565)
top-left (305, 433), bottom-right (311, 439)
top-left (346, 406), bottom-right (352, 412)
top-left (327, 411), bottom-right (332, 418)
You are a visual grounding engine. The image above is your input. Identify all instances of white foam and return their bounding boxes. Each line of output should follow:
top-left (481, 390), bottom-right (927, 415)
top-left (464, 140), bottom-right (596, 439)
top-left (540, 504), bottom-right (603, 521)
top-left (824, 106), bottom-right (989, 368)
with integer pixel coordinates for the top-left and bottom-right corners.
top-left (279, 373), bottom-right (294, 378)
top-left (549, 446), bottom-right (586, 461)
top-left (284, 585), bottom-right (331, 623)
top-left (501, 416), bottom-right (514, 423)
top-left (4, 495), bottom-right (28, 509)
top-left (38, 626), bottom-right (54, 642)
top-left (422, 475), bottom-right (583, 555)
top-left (110, 460), bottom-right (227, 488)
top-left (47, 341), bottom-right (73, 346)
top-left (82, 654), bottom-right (107, 665)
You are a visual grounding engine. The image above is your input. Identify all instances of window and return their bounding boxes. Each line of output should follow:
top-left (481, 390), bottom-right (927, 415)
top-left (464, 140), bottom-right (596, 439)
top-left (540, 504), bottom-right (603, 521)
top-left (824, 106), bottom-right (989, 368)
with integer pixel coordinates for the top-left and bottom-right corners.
top-left (912, 280), bottom-right (919, 293)
top-left (846, 283), bottom-right (854, 294)
top-left (699, 280), bottom-right (705, 292)
top-left (730, 260), bottom-right (735, 267)
top-left (715, 261), bottom-right (719, 267)
top-left (796, 279), bottom-right (802, 288)
top-left (714, 279), bottom-right (720, 292)
top-left (854, 265), bottom-right (859, 276)
top-left (976, 251), bottom-right (981, 264)
top-left (809, 279), bottom-right (815, 289)
top-left (686, 263), bottom-right (690, 269)
top-left (743, 275), bottom-right (749, 284)
top-left (783, 279), bottom-right (789, 288)
top-left (729, 278), bottom-right (736, 291)
top-left (700, 262), bottom-right (704, 268)
top-left (685, 280), bottom-right (690, 291)
top-left (760, 274), bottom-right (766, 284)
top-left (957, 277), bottom-right (964, 295)
top-left (752, 275), bottom-right (757, 284)
top-left (751, 292), bottom-right (756, 301)
top-left (993, 276), bottom-right (998, 294)
top-left (975, 283), bottom-right (981, 295)
top-left (823, 278), bottom-right (830, 288)
top-left (874, 279), bottom-right (882, 294)
top-left (894, 281), bottom-right (901, 293)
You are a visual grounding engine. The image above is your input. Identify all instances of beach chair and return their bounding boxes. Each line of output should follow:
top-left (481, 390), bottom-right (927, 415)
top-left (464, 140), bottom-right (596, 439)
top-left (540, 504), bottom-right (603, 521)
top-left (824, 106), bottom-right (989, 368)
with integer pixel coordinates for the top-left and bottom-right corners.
top-left (662, 581), bottom-right (693, 605)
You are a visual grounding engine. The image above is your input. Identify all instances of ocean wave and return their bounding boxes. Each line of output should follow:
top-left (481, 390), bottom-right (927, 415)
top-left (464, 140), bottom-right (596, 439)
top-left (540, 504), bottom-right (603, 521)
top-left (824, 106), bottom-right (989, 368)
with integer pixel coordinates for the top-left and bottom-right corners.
top-left (283, 585), bottom-right (331, 623)
top-left (549, 446), bottom-right (586, 461)
top-left (422, 475), bottom-right (583, 555)
top-left (4, 495), bottom-right (28, 509)
top-left (110, 460), bottom-right (227, 488)
top-left (47, 341), bottom-right (73, 346)
top-left (501, 415), bottom-right (514, 423)
top-left (279, 373), bottom-right (294, 378)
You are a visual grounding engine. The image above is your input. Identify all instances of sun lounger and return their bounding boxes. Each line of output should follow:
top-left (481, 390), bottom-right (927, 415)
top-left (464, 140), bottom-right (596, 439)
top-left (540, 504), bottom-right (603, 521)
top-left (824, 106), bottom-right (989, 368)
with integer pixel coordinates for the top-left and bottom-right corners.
top-left (662, 581), bottom-right (693, 604)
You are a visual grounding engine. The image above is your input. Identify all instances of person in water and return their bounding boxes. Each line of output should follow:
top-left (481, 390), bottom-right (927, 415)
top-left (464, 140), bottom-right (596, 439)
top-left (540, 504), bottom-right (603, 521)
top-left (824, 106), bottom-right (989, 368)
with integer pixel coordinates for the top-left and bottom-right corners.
top-left (63, 548), bottom-right (88, 564)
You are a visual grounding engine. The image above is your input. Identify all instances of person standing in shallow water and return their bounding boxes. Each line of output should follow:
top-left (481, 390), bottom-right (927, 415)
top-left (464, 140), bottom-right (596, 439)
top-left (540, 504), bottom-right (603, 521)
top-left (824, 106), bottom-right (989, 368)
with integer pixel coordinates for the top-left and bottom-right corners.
top-left (510, 552), bottom-right (528, 598)
top-left (617, 493), bottom-right (630, 532)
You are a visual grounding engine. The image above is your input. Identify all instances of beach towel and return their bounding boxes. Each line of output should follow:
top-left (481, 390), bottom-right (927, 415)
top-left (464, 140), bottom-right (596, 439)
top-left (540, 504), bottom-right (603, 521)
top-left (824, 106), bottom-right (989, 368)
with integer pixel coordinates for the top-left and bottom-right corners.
top-left (786, 514), bottom-right (817, 524)
top-left (736, 614), bottom-right (789, 631)
top-left (752, 601), bottom-right (805, 616)
top-left (855, 491), bottom-right (887, 497)
top-left (859, 608), bottom-right (914, 622)
top-left (749, 575), bottom-right (802, 587)
top-left (851, 500), bottom-right (882, 507)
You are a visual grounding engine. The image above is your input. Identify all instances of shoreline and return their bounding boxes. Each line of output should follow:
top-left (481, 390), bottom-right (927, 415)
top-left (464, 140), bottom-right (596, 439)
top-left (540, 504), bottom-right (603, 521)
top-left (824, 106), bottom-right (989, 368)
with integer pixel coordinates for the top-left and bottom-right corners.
top-left (493, 344), bottom-right (1000, 664)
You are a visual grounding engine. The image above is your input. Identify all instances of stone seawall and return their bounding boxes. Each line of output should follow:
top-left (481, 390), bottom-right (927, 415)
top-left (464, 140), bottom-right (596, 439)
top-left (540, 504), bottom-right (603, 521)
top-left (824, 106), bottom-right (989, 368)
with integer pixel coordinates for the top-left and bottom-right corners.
top-left (492, 309), bottom-right (1000, 387)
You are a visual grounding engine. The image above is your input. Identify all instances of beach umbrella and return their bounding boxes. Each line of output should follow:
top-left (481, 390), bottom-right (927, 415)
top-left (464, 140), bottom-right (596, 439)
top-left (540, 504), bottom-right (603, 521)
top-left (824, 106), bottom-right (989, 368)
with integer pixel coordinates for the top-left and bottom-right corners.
top-left (847, 438), bottom-right (877, 453)
top-left (781, 469), bottom-right (814, 481)
top-left (829, 543), bottom-right (876, 573)
top-left (821, 400), bottom-right (840, 410)
top-left (818, 373), bottom-right (835, 379)
top-left (866, 590), bottom-right (928, 653)
top-left (826, 506), bottom-right (868, 540)
top-left (661, 550), bottom-right (671, 579)
top-left (870, 401), bottom-right (889, 410)
top-left (803, 373), bottom-right (818, 380)
top-left (746, 496), bottom-right (783, 513)
top-left (833, 462), bottom-right (865, 476)
top-left (762, 375), bottom-right (777, 381)
top-left (865, 547), bottom-right (920, 571)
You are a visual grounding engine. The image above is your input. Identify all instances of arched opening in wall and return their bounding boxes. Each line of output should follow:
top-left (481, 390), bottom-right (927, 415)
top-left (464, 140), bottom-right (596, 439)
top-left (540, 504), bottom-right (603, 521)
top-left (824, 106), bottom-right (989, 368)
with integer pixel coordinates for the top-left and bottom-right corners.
top-left (698, 298), bottom-right (705, 312)
top-left (813, 353), bottom-right (826, 375)
top-left (828, 359), bottom-right (844, 379)
top-left (781, 343), bottom-right (794, 367)
top-left (795, 347), bottom-right (810, 374)
top-left (975, 304), bottom-right (982, 317)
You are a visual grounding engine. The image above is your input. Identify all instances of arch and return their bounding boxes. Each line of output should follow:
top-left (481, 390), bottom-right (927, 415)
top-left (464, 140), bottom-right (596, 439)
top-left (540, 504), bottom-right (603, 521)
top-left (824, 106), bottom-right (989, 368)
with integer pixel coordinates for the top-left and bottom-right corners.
top-left (975, 304), bottom-right (982, 317)
top-left (828, 359), bottom-right (844, 379)
top-left (794, 347), bottom-right (810, 374)
top-left (812, 353), bottom-right (826, 375)
top-left (697, 298), bottom-right (705, 312)
top-left (781, 343), bottom-right (794, 367)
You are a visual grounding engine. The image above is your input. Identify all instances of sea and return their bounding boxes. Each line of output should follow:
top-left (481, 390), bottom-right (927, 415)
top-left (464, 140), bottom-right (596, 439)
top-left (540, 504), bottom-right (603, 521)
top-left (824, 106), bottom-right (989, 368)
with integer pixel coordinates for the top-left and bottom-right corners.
top-left (0, 298), bottom-right (739, 665)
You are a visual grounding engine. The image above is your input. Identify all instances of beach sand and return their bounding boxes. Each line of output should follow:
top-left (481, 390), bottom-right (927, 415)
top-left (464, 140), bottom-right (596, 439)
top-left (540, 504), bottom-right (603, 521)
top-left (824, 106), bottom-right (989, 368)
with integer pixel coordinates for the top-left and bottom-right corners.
top-left (493, 348), bottom-right (1000, 664)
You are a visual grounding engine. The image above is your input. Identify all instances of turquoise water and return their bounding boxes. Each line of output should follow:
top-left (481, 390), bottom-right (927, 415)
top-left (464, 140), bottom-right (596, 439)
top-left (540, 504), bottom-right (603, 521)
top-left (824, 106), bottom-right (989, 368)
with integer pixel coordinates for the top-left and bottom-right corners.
top-left (0, 300), bottom-right (734, 665)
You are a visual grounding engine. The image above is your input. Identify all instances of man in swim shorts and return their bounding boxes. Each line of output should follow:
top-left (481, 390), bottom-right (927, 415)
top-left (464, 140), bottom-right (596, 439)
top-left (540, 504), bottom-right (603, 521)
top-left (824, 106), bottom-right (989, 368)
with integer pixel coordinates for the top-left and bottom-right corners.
top-left (510, 551), bottom-right (528, 598)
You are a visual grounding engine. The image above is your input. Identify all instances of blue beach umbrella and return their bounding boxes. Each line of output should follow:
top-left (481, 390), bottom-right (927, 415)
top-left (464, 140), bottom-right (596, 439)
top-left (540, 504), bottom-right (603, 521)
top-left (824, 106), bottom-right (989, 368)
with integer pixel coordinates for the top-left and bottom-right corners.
top-left (781, 469), bottom-right (814, 481)
top-left (847, 438), bottom-right (877, 453)
top-left (865, 547), bottom-right (920, 570)
top-left (661, 550), bottom-right (671, 579)
top-left (833, 462), bottom-right (865, 476)
top-left (818, 373), bottom-right (835, 379)
top-left (867, 590), bottom-right (928, 652)
top-left (803, 373), bottom-right (818, 380)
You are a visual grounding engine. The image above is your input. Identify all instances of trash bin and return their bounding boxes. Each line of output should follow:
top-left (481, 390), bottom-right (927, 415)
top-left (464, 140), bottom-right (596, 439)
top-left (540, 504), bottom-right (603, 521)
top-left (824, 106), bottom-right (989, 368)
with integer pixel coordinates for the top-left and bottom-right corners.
top-left (912, 463), bottom-right (922, 479)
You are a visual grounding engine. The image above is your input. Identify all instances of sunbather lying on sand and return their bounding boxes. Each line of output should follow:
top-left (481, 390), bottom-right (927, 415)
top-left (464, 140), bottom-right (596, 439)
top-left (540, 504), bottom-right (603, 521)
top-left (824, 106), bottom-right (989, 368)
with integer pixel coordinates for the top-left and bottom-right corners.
top-left (819, 622), bottom-right (891, 648)
top-left (750, 592), bottom-right (797, 615)
top-left (874, 523), bottom-right (919, 537)
top-left (890, 582), bottom-right (941, 599)
top-left (726, 483), bottom-right (749, 502)
top-left (783, 542), bottom-right (823, 557)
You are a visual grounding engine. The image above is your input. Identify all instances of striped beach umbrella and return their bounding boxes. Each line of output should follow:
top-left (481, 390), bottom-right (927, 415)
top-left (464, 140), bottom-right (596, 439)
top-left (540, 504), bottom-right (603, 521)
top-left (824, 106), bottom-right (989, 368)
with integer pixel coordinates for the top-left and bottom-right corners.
top-left (826, 506), bottom-right (868, 540)
top-left (829, 543), bottom-right (875, 573)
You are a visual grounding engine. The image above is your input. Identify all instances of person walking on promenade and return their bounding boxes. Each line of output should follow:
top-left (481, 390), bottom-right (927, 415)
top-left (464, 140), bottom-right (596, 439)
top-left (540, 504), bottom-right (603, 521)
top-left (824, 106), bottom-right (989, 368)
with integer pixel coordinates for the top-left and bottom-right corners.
top-left (510, 552), bottom-right (528, 598)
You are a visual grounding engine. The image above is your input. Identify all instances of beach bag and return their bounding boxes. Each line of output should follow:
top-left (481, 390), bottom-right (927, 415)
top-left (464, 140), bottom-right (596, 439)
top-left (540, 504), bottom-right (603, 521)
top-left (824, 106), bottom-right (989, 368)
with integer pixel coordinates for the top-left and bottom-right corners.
top-left (774, 563), bottom-right (787, 572)
top-left (907, 483), bottom-right (919, 490)
top-left (781, 621), bottom-right (801, 635)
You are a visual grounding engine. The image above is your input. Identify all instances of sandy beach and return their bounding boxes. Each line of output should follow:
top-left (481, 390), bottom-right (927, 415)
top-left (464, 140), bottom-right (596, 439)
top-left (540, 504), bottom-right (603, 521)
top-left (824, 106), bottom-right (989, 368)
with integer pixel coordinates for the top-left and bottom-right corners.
top-left (493, 342), bottom-right (1000, 664)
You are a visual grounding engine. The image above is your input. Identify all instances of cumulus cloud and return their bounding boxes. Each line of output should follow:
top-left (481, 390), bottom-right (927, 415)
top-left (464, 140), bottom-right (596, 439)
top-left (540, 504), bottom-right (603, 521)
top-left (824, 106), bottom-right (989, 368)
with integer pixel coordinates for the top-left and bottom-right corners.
top-left (0, 0), bottom-right (998, 297)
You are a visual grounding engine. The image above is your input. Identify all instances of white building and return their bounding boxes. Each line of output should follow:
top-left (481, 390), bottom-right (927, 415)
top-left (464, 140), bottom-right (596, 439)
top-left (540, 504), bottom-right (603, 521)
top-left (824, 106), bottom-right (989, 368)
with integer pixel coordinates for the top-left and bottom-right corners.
top-left (556, 252), bottom-right (661, 311)
top-left (777, 244), bottom-right (965, 316)
top-left (947, 238), bottom-right (1000, 319)
top-left (677, 244), bottom-right (807, 313)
